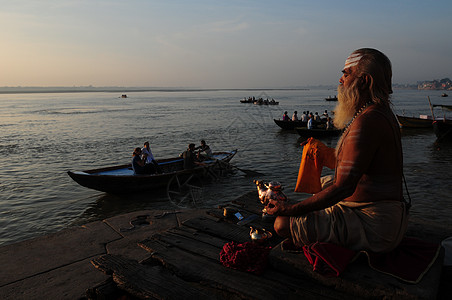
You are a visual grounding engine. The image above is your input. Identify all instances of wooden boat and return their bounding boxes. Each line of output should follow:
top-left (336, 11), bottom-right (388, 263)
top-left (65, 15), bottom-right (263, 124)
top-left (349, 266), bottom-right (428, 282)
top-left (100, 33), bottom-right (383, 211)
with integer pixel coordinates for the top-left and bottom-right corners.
top-left (295, 127), bottom-right (342, 137)
top-left (68, 150), bottom-right (237, 194)
top-left (396, 115), bottom-right (434, 128)
top-left (325, 95), bottom-right (338, 101)
top-left (274, 119), bottom-right (307, 130)
top-left (433, 120), bottom-right (452, 141)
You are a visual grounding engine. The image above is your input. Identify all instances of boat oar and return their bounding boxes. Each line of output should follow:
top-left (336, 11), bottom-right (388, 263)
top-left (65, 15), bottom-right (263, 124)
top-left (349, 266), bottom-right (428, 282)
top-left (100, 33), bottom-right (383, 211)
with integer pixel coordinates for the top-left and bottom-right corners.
top-left (232, 165), bottom-right (265, 177)
top-left (216, 160), bottom-right (265, 177)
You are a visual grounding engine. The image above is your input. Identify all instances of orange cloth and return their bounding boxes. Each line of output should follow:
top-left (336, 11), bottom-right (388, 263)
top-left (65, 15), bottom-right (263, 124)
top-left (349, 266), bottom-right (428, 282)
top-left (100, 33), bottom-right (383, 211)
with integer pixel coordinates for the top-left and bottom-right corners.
top-left (294, 137), bottom-right (336, 194)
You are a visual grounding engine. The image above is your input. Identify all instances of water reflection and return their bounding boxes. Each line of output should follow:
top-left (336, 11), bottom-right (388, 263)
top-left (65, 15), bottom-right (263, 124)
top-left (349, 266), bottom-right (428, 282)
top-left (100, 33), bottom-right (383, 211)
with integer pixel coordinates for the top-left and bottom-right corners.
top-left (73, 191), bottom-right (170, 225)
top-left (430, 140), bottom-right (452, 163)
top-left (399, 127), bottom-right (434, 138)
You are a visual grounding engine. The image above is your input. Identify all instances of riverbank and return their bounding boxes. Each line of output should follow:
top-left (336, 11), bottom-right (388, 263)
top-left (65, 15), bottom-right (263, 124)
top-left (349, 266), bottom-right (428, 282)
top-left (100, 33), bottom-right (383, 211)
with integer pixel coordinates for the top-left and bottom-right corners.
top-left (2, 88), bottom-right (451, 248)
top-left (1, 191), bottom-right (451, 299)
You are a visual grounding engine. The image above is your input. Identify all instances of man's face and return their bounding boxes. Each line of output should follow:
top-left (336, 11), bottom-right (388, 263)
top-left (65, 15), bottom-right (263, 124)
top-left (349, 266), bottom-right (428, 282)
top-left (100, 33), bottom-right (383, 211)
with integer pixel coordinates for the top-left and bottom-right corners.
top-left (334, 68), bottom-right (361, 129)
top-left (339, 66), bottom-right (357, 88)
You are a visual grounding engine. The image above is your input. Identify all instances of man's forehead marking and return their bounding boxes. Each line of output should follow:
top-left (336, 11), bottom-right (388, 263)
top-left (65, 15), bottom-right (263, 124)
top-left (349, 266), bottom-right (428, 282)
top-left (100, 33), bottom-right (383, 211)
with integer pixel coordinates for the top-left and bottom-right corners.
top-left (344, 52), bottom-right (362, 69)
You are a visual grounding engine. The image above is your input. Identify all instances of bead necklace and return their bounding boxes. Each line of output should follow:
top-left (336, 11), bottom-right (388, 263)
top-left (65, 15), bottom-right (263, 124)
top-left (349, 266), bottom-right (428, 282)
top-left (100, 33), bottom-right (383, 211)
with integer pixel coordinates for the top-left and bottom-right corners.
top-left (343, 101), bottom-right (373, 132)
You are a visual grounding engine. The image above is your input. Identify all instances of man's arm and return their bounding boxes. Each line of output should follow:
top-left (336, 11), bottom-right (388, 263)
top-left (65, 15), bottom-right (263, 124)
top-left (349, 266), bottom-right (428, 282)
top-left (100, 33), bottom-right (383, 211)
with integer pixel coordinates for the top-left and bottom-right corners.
top-left (266, 110), bottom-right (383, 216)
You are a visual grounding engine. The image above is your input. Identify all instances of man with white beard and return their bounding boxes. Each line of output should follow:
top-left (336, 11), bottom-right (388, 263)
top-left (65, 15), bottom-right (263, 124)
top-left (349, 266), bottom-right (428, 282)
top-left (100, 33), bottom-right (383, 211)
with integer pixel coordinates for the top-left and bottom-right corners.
top-left (266, 48), bottom-right (408, 253)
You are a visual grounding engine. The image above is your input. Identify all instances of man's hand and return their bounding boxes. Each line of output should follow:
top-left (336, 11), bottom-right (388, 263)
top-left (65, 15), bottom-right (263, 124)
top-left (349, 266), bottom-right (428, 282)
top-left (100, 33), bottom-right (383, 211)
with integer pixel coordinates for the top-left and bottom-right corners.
top-left (265, 199), bottom-right (291, 216)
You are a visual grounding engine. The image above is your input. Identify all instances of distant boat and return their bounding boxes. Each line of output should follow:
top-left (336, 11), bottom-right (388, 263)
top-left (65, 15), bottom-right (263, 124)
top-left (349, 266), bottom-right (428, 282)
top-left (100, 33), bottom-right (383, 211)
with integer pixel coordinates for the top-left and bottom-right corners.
top-left (396, 115), bottom-right (434, 128)
top-left (121, 94), bottom-right (128, 98)
top-left (325, 95), bottom-right (338, 101)
top-left (441, 93), bottom-right (448, 97)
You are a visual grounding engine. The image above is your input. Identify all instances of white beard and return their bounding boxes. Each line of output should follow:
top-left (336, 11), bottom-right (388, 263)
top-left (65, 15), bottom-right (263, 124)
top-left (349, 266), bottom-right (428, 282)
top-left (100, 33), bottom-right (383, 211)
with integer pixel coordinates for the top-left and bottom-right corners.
top-left (333, 81), bottom-right (361, 129)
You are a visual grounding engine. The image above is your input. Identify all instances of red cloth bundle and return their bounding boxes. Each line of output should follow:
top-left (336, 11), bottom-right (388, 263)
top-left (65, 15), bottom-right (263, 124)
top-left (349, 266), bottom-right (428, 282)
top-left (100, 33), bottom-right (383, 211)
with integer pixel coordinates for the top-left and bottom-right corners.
top-left (220, 241), bottom-right (271, 275)
top-left (300, 237), bottom-right (441, 283)
top-left (303, 242), bottom-right (356, 277)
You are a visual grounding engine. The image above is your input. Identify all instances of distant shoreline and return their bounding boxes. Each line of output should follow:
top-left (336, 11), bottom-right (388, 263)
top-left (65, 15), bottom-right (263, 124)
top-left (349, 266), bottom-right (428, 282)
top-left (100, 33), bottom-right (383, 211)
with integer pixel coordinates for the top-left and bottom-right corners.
top-left (0, 87), bottom-right (317, 95)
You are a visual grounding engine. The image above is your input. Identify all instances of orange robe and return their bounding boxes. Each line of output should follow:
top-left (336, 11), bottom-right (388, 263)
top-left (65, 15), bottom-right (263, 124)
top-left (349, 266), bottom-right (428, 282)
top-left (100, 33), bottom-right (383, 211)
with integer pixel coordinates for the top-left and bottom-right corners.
top-left (294, 137), bottom-right (336, 194)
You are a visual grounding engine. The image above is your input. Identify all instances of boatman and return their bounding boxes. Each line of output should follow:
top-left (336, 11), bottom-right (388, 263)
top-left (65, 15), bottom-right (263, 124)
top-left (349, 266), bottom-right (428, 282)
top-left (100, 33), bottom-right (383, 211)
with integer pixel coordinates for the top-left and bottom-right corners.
top-left (196, 140), bottom-right (213, 160)
top-left (266, 48), bottom-right (409, 253)
top-left (181, 143), bottom-right (204, 169)
top-left (142, 141), bottom-right (162, 173)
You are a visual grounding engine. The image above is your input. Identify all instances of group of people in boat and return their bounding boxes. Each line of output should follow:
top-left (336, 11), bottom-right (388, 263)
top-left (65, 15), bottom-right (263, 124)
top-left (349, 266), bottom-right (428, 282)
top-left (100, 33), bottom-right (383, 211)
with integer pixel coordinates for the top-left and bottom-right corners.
top-left (131, 141), bottom-right (162, 175)
top-left (242, 97), bottom-right (278, 105)
top-left (180, 140), bottom-right (212, 170)
top-left (283, 110), bottom-right (334, 129)
top-left (131, 140), bottom-right (213, 175)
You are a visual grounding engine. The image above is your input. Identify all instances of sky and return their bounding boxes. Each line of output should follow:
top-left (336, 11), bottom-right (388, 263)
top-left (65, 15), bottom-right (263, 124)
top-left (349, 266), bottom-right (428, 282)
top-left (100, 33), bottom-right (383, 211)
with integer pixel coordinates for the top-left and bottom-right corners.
top-left (1, 0), bottom-right (451, 89)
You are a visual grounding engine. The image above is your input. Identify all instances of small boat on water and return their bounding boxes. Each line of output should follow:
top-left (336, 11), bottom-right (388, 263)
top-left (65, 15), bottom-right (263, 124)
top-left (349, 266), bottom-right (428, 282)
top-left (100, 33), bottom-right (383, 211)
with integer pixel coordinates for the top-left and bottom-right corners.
top-left (68, 150), bottom-right (237, 194)
top-left (121, 94), bottom-right (128, 98)
top-left (441, 93), bottom-right (448, 97)
top-left (295, 127), bottom-right (342, 138)
top-left (325, 95), bottom-right (338, 101)
top-left (253, 98), bottom-right (279, 105)
top-left (273, 119), bottom-right (307, 130)
top-left (396, 115), bottom-right (434, 128)
top-left (240, 97), bottom-right (278, 105)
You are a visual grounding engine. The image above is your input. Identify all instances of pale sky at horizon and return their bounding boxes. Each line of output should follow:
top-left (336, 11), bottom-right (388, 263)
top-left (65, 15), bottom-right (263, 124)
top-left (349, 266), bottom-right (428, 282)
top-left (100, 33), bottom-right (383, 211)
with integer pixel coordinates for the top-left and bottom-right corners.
top-left (1, 0), bottom-right (451, 88)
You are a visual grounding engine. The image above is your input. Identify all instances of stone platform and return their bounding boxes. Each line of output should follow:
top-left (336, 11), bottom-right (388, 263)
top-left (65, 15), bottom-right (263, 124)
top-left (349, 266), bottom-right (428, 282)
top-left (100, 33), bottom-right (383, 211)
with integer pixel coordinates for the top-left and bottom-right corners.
top-left (0, 191), bottom-right (451, 299)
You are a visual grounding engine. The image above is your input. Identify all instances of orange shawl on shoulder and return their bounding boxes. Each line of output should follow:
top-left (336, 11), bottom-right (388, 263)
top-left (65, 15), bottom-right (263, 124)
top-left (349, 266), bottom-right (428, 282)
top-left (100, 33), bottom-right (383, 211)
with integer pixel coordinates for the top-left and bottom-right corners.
top-left (294, 137), bottom-right (336, 194)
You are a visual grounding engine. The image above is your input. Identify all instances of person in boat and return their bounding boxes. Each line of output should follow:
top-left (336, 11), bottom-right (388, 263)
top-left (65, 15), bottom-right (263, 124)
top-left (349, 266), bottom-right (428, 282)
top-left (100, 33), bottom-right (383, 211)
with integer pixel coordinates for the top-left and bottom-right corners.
top-left (307, 113), bottom-right (315, 129)
top-left (132, 147), bottom-right (156, 175)
top-left (196, 139), bottom-right (213, 161)
top-left (325, 117), bottom-right (334, 130)
top-left (301, 111), bottom-right (308, 122)
top-left (265, 48), bottom-right (408, 253)
top-left (292, 111), bottom-right (299, 121)
top-left (282, 111), bottom-right (291, 121)
top-left (142, 141), bottom-right (162, 174)
top-left (314, 112), bottom-right (321, 122)
top-left (181, 143), bottom-right (203, 169)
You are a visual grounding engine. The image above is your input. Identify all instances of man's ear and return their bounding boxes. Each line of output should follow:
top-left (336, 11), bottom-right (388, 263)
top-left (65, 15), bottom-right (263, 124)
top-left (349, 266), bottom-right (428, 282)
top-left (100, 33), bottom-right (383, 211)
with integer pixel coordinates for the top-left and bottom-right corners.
top-left (359, 74), bottom-right (371, 90)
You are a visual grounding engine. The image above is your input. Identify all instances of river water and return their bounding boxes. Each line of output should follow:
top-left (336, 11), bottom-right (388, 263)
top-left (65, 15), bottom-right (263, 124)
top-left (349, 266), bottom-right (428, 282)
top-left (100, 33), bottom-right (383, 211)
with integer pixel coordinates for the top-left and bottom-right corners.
top-left (0, 88), bottom-right (451, 246)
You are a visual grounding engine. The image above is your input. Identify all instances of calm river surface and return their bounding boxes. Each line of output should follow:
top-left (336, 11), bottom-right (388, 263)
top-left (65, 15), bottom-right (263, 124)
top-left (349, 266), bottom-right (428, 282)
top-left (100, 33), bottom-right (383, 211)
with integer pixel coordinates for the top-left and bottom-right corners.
top-left (1, 88), bottom-right (451, 246)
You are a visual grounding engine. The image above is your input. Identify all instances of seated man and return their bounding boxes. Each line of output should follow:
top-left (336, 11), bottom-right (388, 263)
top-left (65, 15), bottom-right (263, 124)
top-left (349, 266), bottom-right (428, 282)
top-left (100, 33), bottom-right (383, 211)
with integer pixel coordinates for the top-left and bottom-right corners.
top-left (266, 48), bottom-right (408, 253)
top-left (301, 111), bottom-right (308, 122)
top-left (282, 111), bottom-right (291, 121)
top-left (181, 143), bottom-right (203, 170)
top-left (196, 140), bottom-right (213, 161)
top-left (131, 147), bottom-right (147, 175)
top-left (142, 141), bottom-right (162, 173)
